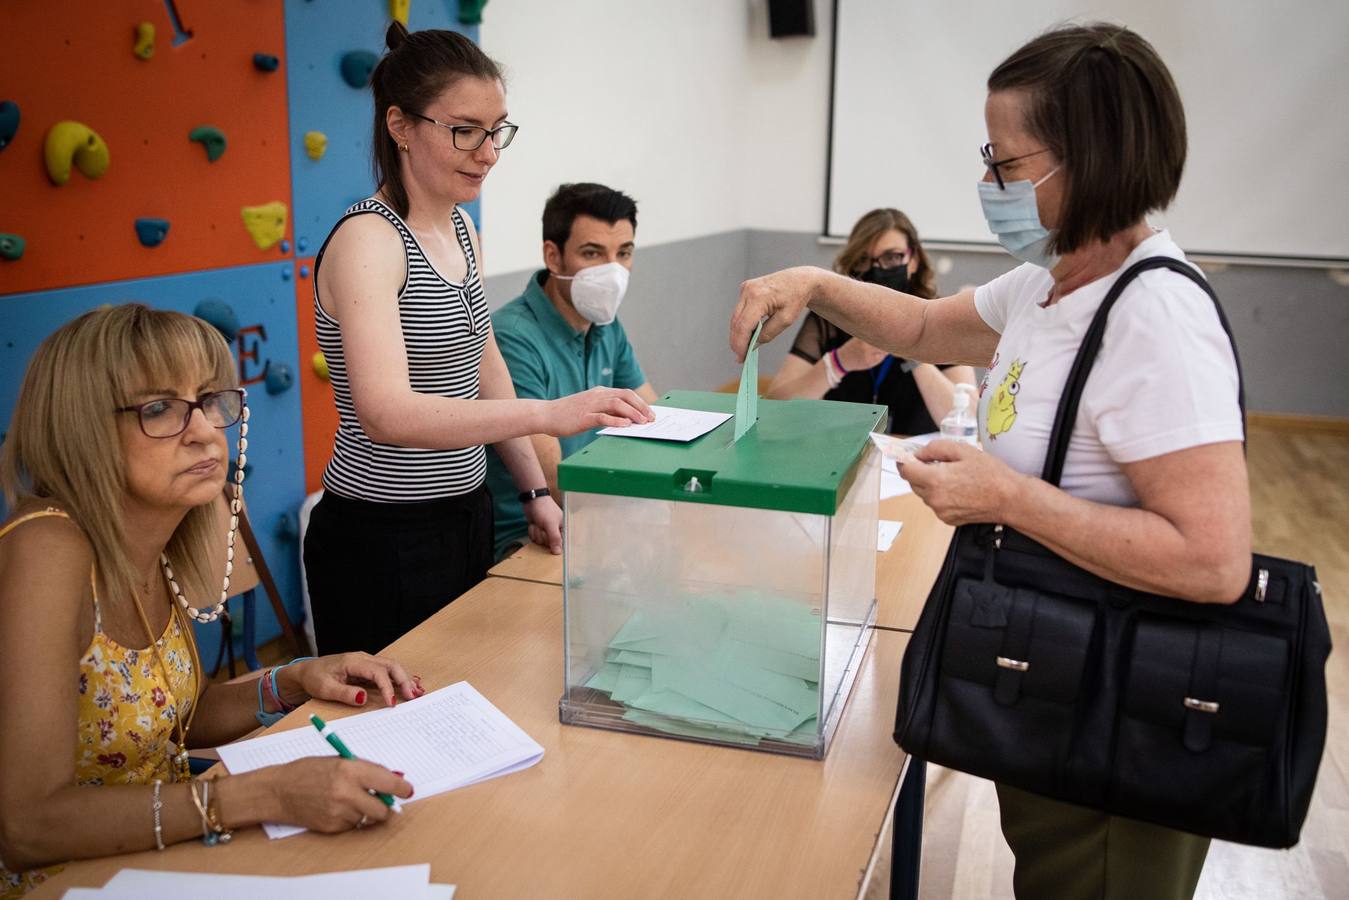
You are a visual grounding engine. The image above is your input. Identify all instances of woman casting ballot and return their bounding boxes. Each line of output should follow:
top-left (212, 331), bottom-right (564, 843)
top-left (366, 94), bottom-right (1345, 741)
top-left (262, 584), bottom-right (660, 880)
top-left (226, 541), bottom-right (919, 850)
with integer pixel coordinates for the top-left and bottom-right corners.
top-left (729, 23), bottom-right (1247, 900)
top-left (304, 24), bottom-right (654, 656)
top-left (0, 306), bottom-right (417, 897)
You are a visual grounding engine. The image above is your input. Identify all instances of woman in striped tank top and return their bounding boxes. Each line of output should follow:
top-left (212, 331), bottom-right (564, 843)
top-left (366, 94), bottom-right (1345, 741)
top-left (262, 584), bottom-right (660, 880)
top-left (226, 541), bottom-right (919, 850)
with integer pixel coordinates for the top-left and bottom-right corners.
top-left (304, 23), bottom-right (653, 655)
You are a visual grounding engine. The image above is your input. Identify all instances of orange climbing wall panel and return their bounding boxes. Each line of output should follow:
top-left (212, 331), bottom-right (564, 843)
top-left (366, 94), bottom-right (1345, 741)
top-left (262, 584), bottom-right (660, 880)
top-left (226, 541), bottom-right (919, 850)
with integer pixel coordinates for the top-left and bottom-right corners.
top-left (294, 257), bottom-right (337, 494)
top-left (0, 0), bottom-right (291, 295)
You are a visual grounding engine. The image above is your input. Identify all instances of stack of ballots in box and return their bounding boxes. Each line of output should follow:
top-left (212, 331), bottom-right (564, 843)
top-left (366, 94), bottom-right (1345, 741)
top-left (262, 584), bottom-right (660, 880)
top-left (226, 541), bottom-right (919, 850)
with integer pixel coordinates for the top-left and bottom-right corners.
top-left (585, 593), bottom-right (822, 746)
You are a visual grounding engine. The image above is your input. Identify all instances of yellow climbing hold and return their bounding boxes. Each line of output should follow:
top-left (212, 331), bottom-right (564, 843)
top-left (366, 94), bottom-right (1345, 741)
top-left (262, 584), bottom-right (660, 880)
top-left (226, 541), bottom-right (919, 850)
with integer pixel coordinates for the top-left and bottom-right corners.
top-left (240, 201), bottom-right (288, 251)
top-left (389, 0), bottom-right (411, 26)
top-left (304, 130), bottom-right (328, 160)
top-left (133, 22), bottom-right (155, 60)
top-left (44, 121), bottom-right (111, 185)
top-left (312, 351), bottom-right (330, 381)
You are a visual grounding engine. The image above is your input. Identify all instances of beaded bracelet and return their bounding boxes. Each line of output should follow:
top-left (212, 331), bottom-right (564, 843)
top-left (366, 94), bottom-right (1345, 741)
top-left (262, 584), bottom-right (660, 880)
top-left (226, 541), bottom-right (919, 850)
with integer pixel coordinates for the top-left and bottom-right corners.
top-left (829, 347), bottom-right (850, 375)
top-left (151, 779), bottom-right (165, 851)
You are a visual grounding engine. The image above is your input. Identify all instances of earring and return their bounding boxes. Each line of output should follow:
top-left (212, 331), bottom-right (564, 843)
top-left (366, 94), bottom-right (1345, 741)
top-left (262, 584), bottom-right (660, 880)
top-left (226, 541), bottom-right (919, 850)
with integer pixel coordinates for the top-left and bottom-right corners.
top-left (401, 143), bottom-right (409, 152)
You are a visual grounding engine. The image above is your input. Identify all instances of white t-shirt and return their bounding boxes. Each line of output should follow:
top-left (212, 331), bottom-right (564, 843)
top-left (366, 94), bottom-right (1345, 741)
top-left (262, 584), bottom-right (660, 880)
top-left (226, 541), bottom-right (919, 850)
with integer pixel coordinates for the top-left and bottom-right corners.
top-left (973, 230), bottom-right (1243, 508)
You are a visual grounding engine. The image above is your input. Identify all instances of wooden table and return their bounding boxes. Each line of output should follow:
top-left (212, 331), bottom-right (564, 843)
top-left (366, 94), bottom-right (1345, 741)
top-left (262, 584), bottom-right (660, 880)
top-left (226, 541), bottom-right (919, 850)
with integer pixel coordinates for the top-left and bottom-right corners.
top-left (489, 492), bottom-right (953, 632)
top-left (36, 578), bottom-right (912, 899)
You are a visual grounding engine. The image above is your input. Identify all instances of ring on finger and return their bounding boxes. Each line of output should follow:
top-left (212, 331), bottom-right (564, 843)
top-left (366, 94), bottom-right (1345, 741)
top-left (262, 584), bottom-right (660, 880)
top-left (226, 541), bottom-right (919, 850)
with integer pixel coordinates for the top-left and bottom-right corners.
top-left (356, 814), bottom-right (370, 829)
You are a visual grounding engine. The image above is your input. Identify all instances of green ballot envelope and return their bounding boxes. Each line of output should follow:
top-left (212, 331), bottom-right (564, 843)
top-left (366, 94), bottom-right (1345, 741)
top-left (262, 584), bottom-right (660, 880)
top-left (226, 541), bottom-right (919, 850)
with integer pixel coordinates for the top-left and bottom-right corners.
top-left (558, 390), bottom-right (884, 759)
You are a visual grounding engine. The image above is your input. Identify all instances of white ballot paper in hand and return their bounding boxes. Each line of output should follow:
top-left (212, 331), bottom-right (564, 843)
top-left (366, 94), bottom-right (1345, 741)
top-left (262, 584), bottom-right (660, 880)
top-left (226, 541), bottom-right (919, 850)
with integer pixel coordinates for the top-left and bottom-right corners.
top-left (598, 405), bottom-right (731, 442)
top-left (218, 682), bottom-right (544, 839)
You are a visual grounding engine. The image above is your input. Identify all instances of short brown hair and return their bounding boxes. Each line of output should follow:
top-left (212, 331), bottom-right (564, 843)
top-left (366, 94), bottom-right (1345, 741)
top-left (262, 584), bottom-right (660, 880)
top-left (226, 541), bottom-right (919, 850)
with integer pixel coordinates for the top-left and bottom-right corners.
top-left (833, 208), bottom-right (936, 299)
top-left (371, 22), bottom-right (503, 219)
top-left (988, 23), bottom-right (1186, 255)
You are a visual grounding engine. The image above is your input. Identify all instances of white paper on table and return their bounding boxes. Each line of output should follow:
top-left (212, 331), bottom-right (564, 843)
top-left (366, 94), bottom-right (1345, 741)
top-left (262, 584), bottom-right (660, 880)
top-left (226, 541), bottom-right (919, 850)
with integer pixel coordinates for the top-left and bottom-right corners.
top-left (217, 682), bottom-right (544, 840)
top-left (880, 469), bottom-right (911, 499)
top-left (877, 520), bottom-right (904, 552)
top-left (92, 865), bottom-right (451, 898)
top-left (597, 405), bottom-right (731, 442)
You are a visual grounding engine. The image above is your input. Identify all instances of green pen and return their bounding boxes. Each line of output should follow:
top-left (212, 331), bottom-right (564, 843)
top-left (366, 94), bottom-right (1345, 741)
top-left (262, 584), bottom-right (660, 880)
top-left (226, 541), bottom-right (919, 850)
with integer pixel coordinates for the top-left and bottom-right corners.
top-left (309, 713), bottom-right (402, 812)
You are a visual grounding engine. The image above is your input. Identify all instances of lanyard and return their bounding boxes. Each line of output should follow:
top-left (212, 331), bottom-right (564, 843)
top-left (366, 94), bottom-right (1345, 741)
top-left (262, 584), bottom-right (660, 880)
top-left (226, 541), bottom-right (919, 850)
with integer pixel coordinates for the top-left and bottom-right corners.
top-left (870, 355), bottom-right (895, 403)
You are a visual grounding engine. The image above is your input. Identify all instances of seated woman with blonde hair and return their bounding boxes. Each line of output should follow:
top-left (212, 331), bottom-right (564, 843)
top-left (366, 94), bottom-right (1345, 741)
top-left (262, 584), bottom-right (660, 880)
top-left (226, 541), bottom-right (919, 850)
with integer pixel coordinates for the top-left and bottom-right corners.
top-left (767, 208), bottom-right (976, 434)
top-left (0, 305), bottom-right (417, 897)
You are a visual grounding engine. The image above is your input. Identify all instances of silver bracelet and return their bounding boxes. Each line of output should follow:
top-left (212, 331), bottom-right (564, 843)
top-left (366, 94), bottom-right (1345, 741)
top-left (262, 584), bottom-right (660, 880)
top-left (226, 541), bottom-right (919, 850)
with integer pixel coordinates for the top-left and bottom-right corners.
top-left (152, 779), bottom-right (165, 851)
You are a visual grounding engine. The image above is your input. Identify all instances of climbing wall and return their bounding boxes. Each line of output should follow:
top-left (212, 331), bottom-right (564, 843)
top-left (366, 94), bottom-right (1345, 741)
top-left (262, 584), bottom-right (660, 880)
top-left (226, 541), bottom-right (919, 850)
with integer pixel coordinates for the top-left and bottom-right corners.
top-left (0, 0), bottom-right (481, 665)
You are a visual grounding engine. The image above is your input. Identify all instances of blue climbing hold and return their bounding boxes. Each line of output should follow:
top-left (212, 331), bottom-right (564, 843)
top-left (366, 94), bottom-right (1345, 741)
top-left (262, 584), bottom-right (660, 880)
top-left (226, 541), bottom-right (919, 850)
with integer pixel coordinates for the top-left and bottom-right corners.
top-left (340, 50), bottom-right (379, 89)
top-left (275, 511), bottom-right (300, 542)
top-left (253, 53), bottom-right (280, 72)
top-left (281, 266), bottom-right (292, 281)
top-left (135, 218), bottom-right (170, 248)
top-left (299, 265), bottom-right (311, 279)
top-left (0, 101), bottom-right (18, 151)
top-left (296, 237), bottom-right (308, 253)
top-left (279, 239), bottom-right (290, 254)
top-left (193, 298), bottom-right (240, 341)
top-left (264, 361), bottom-right (294, 396)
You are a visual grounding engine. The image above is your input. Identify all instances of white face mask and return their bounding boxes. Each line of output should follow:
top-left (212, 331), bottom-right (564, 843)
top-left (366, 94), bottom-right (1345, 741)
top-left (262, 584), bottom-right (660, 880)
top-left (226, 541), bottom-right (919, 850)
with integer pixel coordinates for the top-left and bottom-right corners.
top-left (554, 261), bottom-right (629, 325)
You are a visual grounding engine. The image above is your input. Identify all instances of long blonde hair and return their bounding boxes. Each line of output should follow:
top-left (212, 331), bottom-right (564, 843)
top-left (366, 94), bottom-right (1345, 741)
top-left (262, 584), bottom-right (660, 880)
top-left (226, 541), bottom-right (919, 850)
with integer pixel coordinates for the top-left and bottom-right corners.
top-left (833, 208), bottom-right (937, 299)
top-left (1, 304), bottom-right (238, 614)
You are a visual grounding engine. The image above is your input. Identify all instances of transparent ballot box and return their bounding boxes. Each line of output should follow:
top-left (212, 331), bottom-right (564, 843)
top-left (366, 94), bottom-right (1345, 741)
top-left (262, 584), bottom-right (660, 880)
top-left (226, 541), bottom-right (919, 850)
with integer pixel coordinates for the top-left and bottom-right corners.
top-left (558, 390), bottom-right (882, 759)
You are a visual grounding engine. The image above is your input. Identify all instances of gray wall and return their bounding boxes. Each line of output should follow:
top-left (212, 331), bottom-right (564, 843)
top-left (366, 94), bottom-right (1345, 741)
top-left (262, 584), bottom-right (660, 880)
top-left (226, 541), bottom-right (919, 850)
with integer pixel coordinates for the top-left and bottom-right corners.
top-left (487, 230), bottom-right (1349, 418)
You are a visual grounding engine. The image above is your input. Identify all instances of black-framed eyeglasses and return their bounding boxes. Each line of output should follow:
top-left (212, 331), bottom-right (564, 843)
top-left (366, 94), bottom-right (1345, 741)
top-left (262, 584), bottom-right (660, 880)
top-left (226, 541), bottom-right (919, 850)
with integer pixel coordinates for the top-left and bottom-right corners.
top-left (116, 389), bottom-right (245, 438)
top-left (409, 113), bottom-right (519, 151)
top-left (853, 249), bottom-right (911, 276)
top-left (981, 142), bottom-right (1050, 190)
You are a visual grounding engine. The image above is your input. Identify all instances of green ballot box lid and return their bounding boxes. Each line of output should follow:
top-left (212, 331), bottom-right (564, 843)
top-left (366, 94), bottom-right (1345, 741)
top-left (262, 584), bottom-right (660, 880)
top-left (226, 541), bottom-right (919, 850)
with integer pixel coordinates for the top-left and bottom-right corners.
top-left (558, 390), bottom-right (884, 515)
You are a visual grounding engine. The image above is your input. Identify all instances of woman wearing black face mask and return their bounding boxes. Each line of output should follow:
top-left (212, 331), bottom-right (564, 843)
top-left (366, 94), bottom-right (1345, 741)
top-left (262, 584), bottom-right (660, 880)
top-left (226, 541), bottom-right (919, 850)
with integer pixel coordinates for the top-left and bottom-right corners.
top-left (765, 208), bottom-right (976, 434)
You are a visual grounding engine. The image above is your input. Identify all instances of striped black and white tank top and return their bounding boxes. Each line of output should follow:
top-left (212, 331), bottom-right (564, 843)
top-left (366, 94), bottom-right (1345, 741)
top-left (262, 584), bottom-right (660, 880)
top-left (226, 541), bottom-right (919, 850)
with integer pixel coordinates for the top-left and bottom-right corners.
top-left (313, 198), bottom-right (490, 502)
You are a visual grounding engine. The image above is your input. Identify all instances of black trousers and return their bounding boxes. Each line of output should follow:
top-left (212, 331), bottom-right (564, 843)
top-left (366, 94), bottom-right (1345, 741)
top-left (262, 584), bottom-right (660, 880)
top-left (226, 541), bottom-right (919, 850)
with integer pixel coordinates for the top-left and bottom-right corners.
top-left (304, 486), bottom-right (494, 655)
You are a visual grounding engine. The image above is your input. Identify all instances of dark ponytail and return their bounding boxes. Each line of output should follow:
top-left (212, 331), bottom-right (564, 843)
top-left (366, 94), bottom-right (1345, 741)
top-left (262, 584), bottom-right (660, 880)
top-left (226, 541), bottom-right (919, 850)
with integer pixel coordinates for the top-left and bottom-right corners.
top-left (371, 22), bottom-right (503, 218)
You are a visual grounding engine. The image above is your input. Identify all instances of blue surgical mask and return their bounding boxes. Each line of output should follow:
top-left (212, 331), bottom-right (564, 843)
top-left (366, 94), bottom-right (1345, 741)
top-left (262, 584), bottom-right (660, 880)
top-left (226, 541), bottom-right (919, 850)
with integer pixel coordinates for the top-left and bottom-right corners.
top-left (977, 167), bottom-right (1061, 269)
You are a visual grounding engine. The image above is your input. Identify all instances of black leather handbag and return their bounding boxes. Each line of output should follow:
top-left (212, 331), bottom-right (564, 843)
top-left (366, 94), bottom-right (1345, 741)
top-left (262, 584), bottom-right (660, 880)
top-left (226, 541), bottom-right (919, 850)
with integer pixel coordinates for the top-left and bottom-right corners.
top-left (894, 257), bottom-right (1332, 848)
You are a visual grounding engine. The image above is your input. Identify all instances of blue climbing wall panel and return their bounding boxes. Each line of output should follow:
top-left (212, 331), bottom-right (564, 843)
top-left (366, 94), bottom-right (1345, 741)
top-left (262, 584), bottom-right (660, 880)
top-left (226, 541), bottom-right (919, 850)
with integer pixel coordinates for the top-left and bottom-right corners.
top-left (285, 0), bottom-right (479, 256)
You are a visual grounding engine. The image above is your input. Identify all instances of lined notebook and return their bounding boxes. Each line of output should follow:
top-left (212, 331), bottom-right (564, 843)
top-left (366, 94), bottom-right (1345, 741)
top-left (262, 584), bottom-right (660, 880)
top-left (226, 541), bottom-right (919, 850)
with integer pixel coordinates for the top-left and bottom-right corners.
top-left (218, 682), bottom-right (544, 839)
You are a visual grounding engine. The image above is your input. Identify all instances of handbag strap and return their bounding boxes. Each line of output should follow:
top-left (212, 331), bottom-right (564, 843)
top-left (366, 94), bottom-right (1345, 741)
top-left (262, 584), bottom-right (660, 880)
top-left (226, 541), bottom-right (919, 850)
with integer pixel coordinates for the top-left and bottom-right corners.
top-left (1040, 256), bottom-right (1247, 487)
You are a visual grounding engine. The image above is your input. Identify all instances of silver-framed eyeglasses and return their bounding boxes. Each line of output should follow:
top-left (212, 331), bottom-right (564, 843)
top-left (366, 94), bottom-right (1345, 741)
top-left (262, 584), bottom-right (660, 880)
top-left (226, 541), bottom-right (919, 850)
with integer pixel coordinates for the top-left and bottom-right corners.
top-left (117, 389), bottom-right (246, 438)
top-left (981, 142), bottom-right (1050, 190)
top-left (409, 113), bottom-right (519, 151)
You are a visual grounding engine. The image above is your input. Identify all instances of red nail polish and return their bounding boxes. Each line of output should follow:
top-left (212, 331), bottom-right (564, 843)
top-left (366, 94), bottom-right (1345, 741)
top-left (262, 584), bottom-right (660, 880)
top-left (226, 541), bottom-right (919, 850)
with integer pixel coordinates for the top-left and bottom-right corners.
top-left (393, 770), bottom-right (404, 777)
top-left (407, 785), bottom-right (415, 798)
top-left (354, 690), bottom-right (366, 705)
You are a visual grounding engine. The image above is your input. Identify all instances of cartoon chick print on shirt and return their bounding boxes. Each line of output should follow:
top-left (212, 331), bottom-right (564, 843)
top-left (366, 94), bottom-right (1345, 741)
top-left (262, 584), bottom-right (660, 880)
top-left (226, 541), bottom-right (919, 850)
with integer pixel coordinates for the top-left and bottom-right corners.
top-left (986, 359), bottom-right (1025, 439)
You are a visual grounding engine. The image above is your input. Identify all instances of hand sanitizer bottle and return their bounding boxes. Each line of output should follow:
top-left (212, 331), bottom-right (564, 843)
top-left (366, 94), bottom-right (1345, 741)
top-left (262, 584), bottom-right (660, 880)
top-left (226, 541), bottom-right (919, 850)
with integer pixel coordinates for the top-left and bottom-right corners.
top-left (940, 384), bottom-right (979, 447)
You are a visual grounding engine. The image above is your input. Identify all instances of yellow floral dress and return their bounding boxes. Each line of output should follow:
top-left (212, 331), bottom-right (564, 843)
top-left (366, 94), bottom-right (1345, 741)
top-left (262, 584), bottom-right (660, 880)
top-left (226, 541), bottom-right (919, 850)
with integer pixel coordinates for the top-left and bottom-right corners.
top-left (1, 511), bottom-right (197, 898)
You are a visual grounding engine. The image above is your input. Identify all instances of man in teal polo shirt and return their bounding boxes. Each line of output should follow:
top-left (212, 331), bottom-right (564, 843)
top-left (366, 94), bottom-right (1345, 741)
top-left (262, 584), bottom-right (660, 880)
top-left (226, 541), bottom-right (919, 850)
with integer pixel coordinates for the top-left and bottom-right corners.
top-left (485, 183), bottom-right (659, 559)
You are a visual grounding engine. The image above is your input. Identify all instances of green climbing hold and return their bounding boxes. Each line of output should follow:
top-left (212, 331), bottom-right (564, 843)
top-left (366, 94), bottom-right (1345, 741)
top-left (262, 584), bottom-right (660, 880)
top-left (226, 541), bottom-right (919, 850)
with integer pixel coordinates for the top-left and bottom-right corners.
top-left (135, 218), bottom-right (170, 247)
top-left (189, 125), bottom-right (227, 162)
top-left (0, 233), bottom-right (25, 261)
top-left (253, 53), bottom-right (280, 72)
top-left (0, 101), bottom-right (18, 151)
top-left (458, 0), bottom-right (488, 25)
top-left (340, 50), bottom-right (378, 89)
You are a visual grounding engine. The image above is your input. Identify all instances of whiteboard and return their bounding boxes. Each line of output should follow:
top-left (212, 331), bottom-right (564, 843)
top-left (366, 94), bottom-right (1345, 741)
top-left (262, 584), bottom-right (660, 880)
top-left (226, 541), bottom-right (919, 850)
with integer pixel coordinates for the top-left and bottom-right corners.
top-left (826, 0), bottom-right (1349, 262)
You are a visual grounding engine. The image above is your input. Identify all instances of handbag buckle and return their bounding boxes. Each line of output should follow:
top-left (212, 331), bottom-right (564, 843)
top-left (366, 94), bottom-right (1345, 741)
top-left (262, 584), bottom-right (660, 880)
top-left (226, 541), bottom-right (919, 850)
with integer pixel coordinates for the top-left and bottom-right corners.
top-left (995, 655), bottom-right (1029, 672)
top-left (1254, 568), bottom-right (1269, 603)
top-left (1183, 696), bottom-right (1220, 714)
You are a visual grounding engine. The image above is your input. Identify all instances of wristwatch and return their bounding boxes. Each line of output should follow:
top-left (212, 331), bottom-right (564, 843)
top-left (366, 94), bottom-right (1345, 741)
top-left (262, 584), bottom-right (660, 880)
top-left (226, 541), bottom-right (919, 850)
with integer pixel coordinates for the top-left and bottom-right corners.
top-left (518, 487), bottom-right (551, 504)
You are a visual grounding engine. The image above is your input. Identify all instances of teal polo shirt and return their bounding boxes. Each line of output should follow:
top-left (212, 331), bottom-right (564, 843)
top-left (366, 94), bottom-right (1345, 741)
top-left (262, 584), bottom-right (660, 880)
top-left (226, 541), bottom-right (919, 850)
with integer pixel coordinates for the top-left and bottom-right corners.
top-left (485, 270), bottom-right (646, 558)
